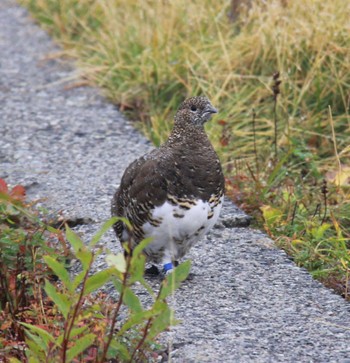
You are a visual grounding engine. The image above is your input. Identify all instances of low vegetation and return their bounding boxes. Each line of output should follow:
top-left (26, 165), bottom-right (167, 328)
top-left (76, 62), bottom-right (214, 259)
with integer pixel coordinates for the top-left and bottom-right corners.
top-left (0, 179), bottom-right (189, 361)
top-left (2, 0), bottom-right (350, 360)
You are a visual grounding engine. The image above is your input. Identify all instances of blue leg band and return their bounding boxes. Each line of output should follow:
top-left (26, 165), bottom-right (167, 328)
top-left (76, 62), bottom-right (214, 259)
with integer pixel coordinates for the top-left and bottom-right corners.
top-left (163, 262), bottom-right (173, 273)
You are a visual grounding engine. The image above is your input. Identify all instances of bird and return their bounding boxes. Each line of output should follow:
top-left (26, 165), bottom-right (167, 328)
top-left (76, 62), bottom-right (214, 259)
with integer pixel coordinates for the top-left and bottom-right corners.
top-left (111, 96), bottom-right (225, 274)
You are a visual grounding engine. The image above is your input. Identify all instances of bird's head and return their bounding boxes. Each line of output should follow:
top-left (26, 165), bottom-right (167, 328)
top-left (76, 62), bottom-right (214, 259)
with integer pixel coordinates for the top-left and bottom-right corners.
top-left (175, 96), bottom-right (218, 126)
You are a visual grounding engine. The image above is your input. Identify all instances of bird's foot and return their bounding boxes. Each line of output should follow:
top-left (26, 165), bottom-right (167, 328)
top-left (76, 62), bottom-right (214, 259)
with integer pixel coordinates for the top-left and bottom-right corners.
top-left (145, 264), bottom-right (160, 276)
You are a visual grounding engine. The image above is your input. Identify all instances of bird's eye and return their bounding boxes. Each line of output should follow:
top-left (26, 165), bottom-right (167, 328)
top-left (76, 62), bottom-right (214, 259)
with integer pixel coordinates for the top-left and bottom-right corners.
top-left (190, 105), bottom-right (197, 112)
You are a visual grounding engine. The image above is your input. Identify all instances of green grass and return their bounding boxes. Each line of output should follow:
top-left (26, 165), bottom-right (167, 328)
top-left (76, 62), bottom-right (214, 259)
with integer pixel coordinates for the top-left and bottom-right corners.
top-left (21, 0), bottom-right (350, 297)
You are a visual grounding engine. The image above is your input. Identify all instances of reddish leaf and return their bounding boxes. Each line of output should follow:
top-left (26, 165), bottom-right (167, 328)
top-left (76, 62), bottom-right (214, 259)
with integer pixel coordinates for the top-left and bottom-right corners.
top-left (0, 321), bottom-right (12, 330)
top-left (9, 274), bottom-right (16, 293)
top-left (10, 185), bottom-right (26, 201)
top-left (217, 119), bottom-right (227, 126)
top-left (220, 135), bottom-right (229, 146)
top-left (19, 245), bottom-right (26, 254)
top-left (0, 178), bottom-right (8, 193)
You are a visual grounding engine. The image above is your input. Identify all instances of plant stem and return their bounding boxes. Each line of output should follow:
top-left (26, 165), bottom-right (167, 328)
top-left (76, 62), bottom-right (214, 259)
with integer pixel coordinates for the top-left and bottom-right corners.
top-left (62, 255), bottom-right (94, 363)
top-left (252, 109), bottom-right (259, 174)
top-left (99, 252), bottom-right (132, 363)
top-left (273, 99), bottom-right (278, 159)
top-left (321, 179), bottom-right (328, 225)
top-left (328, 105), bottom-right (342, 187)
top-left (129, 317), bottom-right (153, 362)
top-left (129, 283), bottom-right (165, 362)
top-left (291, 201), bottom-right (298, 226)
top-left (272, 71), bottom-right (281, 161)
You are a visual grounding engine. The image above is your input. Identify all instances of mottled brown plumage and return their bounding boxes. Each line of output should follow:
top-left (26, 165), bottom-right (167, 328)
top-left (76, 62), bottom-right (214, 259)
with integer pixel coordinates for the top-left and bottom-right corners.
top-left (111, 96), bottom-right (225, 272)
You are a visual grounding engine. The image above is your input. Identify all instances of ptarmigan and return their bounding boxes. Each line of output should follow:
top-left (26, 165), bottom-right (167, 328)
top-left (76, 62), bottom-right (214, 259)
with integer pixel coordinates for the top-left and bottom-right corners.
top-left (111, 96), bottom-right (225, 274)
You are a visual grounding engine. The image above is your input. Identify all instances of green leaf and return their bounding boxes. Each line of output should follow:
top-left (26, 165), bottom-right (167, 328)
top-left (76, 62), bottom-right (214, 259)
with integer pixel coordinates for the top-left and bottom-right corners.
top-left (147, 304), bottom-right (173, 340)
top-left (113, 278), bottom-right (122, 293)
top-left (25, 331), bottom-right (44, 351)
top-left (66, 333), bottom-right (96, 361)
top-left (132, 237), bottom-right (153, 257)
top-left (128, 238), bottom-right (154, 288)
top-left (44, 280), bottom-right (71, 319)
top-left (28, 358), bottom-right (40, 363)
top-left (152, 300), bottom-right (168, 313)
top-left (43, 256), bottom-right (72, 292)
top-left (260, 205), bottom-right (283, 228)
top-left (46, 225), bottom-right (61, 234)
top-left (66, 226), bottom-right (93, 269)
top-left (89, 217), bottom-right (120, 247)
top-left (310, 223), bottom-right (331, 240)
top-left (108, 339), bottom-right (130, 360)
top-left (106, 252), bottom-right (126, 273)
top-left (57, 326), bottom-right (89, 346)
top-left (66, 225), bottom-right (84, 253)
top-left (118, 310), bottom-right (156, 335)
top-left (21, 322), bottom-right (56, 348)
top-left (129, 253), bottom-right (147, 284)
top-left (9, 359), bottom-right (22, 363)
top-left (84, 269), bottom-right (112, 295)
top-left (159, 260), bottom-right (191, 300)
top-left (123, 287), bottom-right (143, 313)
top-left (70, 326), bottom-right (89, 338)
top-left (76, 247), bottom-right (93, 270)
top-left (26, 336), bottom-right (45, 361)
top-left (73, 271), bottom-right (85, 290)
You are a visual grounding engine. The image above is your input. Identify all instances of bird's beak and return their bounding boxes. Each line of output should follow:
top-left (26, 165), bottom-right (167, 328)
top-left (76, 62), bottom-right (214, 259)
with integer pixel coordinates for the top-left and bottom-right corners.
top-left (201, 102), bottom-right (218, 123)
top-left (206, 105), bottom-right (218, 114)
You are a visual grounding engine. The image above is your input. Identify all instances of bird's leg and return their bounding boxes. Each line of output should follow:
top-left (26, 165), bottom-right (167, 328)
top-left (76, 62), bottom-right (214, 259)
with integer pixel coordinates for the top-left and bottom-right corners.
top-left (163, 262), bottom-right (174, 274)
top-left (162, 252), bottom-right (176, 275)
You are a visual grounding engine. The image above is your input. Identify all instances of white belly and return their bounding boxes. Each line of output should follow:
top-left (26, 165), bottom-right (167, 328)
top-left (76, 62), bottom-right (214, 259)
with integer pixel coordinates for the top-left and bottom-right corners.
top-left (141, 196), bottom-right (224, 261)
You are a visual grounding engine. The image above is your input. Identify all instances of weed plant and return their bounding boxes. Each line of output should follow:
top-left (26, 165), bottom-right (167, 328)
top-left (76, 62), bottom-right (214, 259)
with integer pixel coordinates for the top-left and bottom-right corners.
top-left (21, 0), bottom-right (350, 296)
top-left (0, 179), bottom-right (189, 361)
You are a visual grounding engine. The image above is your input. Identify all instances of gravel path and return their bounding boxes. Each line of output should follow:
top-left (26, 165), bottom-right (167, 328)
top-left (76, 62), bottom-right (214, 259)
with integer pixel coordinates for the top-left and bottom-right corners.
top-left (1, 1), bottom-right (350, 362)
